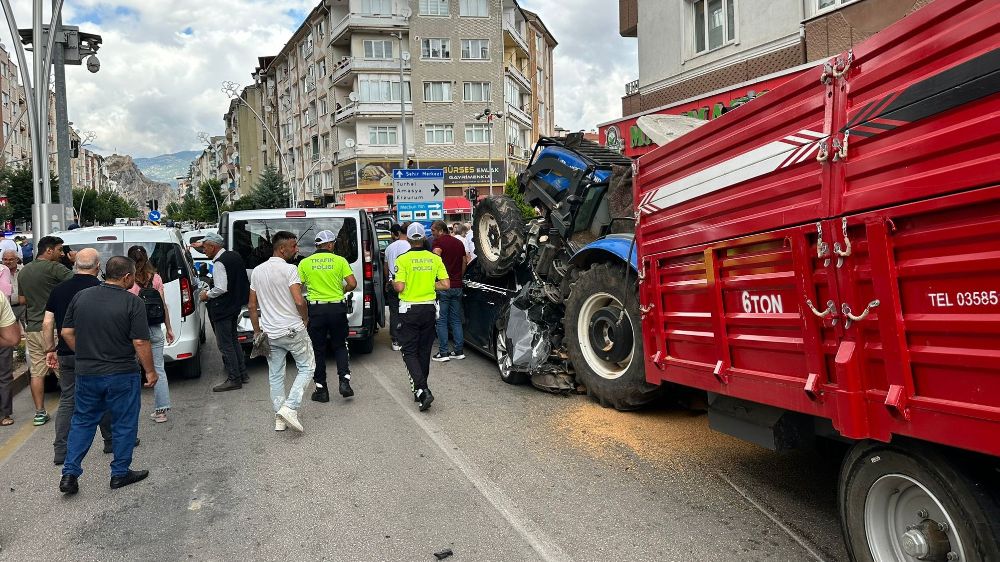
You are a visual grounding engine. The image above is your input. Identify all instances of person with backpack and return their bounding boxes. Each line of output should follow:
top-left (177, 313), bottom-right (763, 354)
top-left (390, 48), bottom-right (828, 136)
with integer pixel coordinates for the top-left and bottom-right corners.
top-left (127, 245), bottom-right (174, 423)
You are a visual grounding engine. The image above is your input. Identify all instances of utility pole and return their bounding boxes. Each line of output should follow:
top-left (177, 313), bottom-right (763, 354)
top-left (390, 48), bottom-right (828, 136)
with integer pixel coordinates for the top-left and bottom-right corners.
top-left (33, 0), bottom-right (50, 240)
top-left (393, 32), bottom-right (409, 170)
top-left (52, 0), bottom-right (73, 226)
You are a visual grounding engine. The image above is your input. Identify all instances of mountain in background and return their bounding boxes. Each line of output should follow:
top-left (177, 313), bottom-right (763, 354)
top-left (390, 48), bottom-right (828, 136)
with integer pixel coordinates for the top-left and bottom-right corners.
top-left (133, 150), bottom-right (200, 189)
top-left (106, 154), bottom-right (176, 207)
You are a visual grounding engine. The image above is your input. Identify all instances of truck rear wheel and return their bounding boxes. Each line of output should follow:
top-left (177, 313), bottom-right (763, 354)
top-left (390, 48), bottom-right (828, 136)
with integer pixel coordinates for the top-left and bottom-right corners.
top-left (839, 441), bottom-right (1000, 562)
top-left (564, 262), bottom-right (662, 410)
top-left (473, 196), bottom-right (526, 279)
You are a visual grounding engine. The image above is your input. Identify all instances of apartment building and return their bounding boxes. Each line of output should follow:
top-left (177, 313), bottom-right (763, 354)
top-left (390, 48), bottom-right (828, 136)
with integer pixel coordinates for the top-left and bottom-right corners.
top-left (223, 84), bottom-right (267, 199)
top-left (231, 0), bottom-right (555, 208)
top-left (0, 45), bottom-right (40, 167)
top-left (67, 127), bottom-right (107, 192)
top-left (190, 136), bottom-right (226, 188)
top-left (604, 0), bottom-right (933, 157)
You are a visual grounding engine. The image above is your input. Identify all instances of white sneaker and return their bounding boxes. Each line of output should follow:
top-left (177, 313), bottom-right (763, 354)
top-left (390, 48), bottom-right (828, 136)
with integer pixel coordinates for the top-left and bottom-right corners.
top-left (276, 405), bottom-right (303, 432)
top-left (391, 341), bottom-right (402, 351)
top-left (274, 416), bottom-right (287, 431)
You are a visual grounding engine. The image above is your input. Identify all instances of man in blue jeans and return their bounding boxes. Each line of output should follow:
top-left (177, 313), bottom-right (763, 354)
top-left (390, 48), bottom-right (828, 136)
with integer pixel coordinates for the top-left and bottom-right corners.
top-left (58, 256), bottom-right (156, 494)
top-left (430, 221), bottom-right (468, 362)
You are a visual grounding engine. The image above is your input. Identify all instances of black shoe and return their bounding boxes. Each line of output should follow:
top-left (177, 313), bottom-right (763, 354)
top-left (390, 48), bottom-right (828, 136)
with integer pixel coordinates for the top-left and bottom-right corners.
top-left (418, 389), bottom-right (434, 411)
top-left (59, 474), bottom-right (78, 495)
top-left (213, 379), bottom-right (243, 392)
top-left (311, 384), bottom-right (330, 403)
top-left (103, 437), bottom-right (140, 455)
top-left (54, 457), bottom-right (64, 466)
top-left (339, 378), bottom-right (354, 398)
top-left (110, 469), bottom-right (149, 489)
top-left (241, 374), bottom-right (250, 384)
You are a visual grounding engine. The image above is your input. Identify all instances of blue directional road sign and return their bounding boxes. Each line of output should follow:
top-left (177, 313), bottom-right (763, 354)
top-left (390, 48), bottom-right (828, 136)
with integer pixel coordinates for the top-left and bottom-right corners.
top-left (393, 168), bottom-right (445, 224)
top-left (148, 210), bottom-right (161, 222)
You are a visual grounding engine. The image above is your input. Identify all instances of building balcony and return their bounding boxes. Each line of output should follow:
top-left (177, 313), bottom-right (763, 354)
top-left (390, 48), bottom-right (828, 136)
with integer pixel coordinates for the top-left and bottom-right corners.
top-left (625, 79), bottom-right (639, 96)
top-left (332, 101), bottom-right (413, 125)
top-left (503, 20), bottom-right (530, 58)
top-left (505, 64), bottom-right (531, 91)
top-left (329, 13), bottom-right (409, 46)
top-left (336, 143), bottom-right (415, 162)
top-left (330, 56), bottom-right (411, 87)
top-left (506, 103), bottom-right (532, 127)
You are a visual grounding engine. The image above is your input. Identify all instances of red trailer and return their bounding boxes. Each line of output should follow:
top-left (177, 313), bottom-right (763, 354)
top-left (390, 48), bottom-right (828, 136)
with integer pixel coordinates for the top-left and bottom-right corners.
top-left (635, 0), bottom-right (1000, 559)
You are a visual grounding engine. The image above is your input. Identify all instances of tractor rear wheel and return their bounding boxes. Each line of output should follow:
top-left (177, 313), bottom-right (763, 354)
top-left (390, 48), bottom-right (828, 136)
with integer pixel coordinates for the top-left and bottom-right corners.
top-left (473, 196), bottom-right (526, 279)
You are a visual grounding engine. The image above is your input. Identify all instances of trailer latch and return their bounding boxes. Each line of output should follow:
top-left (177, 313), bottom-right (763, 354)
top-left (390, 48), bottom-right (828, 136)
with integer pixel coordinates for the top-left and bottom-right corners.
top-left (885, 384), bottom-right (911, 420)
top-left (713, 360), bottom-right (729, 384)
top-left (651, 350), bottom-right (666, 370)
top-left (804, 373), bottom-right (822, 401)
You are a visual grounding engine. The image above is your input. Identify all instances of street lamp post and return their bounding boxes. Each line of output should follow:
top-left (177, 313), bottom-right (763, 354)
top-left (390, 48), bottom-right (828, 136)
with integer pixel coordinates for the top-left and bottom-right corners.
top-left (390, 32), bottom-right (409, 170)
top-left (475, 107), bottom-right (503, 196)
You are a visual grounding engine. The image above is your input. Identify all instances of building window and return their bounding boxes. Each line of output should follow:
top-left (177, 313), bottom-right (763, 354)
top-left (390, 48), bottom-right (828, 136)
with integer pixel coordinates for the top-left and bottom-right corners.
top-left (361, 0), bottom-right (392, 16)
top-left (693, 0), bottom-right (736, 54)
top-left (319, 97), bottom-right (328, 115)
top-left (459, 0), bottom-right (488, 17)
top-left (425, 124), bottom-right (454, 144)
top-left (360, 76), bottom-right (411, 102)
top-left (419, 0), bottom-right (449, 16)
top-left (315, 21), bottom-right (325, 40)
top-left (817, 0), bottom-right (843, 10)
top-left (316, 59), bottom-right (327, 78)
top-left (363, 40), bottom-right (394, 59)
top-left (465, 123), bottom-right (492, 144)
top-left (421, 38), bottom-right (451, 60)
top-left (311, 136), bottom-right (320, 160)
top-left (322, 133), bottom-right (331, 153)
top-left (423, 81), bottom-right (452, 102)
top-left (369, 126), bottom-right (398, 145)
top-left (463, 81), bottom-right (491, 102)
top-left (461, 39), bottom-right (489, 60)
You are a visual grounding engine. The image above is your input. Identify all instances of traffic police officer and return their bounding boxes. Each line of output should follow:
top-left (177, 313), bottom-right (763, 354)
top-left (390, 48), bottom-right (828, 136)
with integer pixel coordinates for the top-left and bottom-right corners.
top-left (298, 230), bottom-right (358, 402)
top-left (393, 223), bottom-right (450, 411)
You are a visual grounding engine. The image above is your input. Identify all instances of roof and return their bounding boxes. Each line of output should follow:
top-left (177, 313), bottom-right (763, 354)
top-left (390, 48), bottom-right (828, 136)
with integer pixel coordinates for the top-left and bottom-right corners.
top-left (54, 226), bottom-right (184, 245)
top-left (521, 8), bottom-right (558, 47)
top-left (225, 208), bottom-right (366, 219)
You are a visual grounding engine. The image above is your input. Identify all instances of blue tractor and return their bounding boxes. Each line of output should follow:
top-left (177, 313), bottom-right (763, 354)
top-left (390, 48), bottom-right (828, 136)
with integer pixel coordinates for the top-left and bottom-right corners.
top-left (471, 133), bottom-right (662, 409)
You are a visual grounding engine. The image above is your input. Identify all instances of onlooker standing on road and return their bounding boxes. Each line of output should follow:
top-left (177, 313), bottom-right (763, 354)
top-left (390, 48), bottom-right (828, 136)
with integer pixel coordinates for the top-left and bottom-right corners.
top-left (393, 223), bottom-right (449, 411)
top-left (298, 230), bottom-right (357, 402)
top-left (17, 236), bottom-right (73, 426)
top-left (43, 248), bottom-right (111, 464)
top-left (59, 256), bottom-right (157, 495)
top-left (3, 251), bottom-right (24, 322)
top-left (199, 232), bottom-right (251, 392)
top-left (431, 221), bottom-right (468, 362)
top-left (247, 231), bottom-right (313, 432)
top-left (15, 236), bottom-right (32, 264)
top-left (384, 224), bottom-right (410, 351)
top-left (464, 222), bottom-right (475, 262)
top-left (127, 246), bottom-right (175, 423)
top-left (0, 291), bottom-right (26, 427)
top-left (0, 232), bottom-right (22, 261)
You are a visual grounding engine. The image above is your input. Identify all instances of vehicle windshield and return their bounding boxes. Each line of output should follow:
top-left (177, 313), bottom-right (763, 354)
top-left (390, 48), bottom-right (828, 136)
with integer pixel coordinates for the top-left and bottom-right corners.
top-left (232, 217), bottom-right (359, 269)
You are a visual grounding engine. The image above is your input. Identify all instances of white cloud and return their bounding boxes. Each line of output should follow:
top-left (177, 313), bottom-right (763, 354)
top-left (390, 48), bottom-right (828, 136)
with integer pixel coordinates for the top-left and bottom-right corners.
top-left (1, 0), bottom-right (634, 157)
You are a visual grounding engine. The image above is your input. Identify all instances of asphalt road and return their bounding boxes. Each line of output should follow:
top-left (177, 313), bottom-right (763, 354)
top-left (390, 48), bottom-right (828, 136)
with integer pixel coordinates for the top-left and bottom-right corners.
top-left (0, 329), bottom-right (850, 561)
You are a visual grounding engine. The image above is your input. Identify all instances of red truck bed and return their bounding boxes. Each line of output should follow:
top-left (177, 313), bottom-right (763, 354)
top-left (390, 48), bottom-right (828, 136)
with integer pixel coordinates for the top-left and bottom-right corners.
top-left (635, 0), bottom-right (1000, 457)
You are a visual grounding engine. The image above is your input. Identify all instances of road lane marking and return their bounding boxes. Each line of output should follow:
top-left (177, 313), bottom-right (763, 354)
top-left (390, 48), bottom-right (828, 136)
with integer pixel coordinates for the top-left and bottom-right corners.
top-left (0, 396), bottom-right (59, 466)
top-left (369, 368), bottom-right (573, 562)
top-left (715, 472), bottom-right (827, 562)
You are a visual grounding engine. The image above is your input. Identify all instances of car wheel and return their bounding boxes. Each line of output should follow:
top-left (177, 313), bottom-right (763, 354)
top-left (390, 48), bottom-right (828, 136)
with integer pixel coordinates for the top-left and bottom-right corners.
top-left (839, 441), bottom-right (1000, 562)
top-left (495, 325), bottom-right (529, 385)
top-left (174, 353), bottom-right (202, 379)
top-left (564, 262), bottom-right (663, 410)
top-left (473, 196), bottom-right (526, 279)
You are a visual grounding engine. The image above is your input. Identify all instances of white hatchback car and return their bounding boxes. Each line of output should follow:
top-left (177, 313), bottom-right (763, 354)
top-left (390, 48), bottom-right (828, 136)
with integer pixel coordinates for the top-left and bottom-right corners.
top-left (53, 226), bottom-right (206, 378)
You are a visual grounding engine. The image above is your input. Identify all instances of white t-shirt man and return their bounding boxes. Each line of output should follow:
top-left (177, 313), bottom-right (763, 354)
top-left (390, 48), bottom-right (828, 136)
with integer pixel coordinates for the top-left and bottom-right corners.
top-left (384, 239), bottom-right (411, 280)
top-left (463, 231), bottom-right (476, 261)
top-left (250, 256), bottom-right (304, 338)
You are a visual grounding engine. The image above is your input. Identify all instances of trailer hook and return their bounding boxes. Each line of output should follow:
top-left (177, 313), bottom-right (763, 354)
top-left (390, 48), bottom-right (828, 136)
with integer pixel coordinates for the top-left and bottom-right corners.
top-left (833, 130), bottom-right (850, 162)
top-left (816, 222), bottom-right (830, 261)
top-left (816, 139), bottom-right (829, 162)
top-left (833, 217), bottom-right (852, 267)
top-left (832, 51), bottom-right (854, 79)
top-left (842, 299), bottom-right (880, 328)
top-left (820, 62), bottom-right (834, 85)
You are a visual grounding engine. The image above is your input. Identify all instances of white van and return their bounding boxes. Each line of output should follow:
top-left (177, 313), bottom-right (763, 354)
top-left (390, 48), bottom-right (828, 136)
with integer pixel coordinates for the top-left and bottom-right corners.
top-left (218, 208), bottom-right (385, 353)
top-left (53, 226), bottom-right (206, 377)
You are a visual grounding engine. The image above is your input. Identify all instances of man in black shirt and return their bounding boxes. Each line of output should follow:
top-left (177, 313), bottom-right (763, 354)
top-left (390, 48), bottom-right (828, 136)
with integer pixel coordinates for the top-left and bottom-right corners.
top-left (199, 232), bottom-right (251, 392)
top-left (42, 248), bottom-right (111, 465)
top-left (58, 256), bottom-right (157, 495)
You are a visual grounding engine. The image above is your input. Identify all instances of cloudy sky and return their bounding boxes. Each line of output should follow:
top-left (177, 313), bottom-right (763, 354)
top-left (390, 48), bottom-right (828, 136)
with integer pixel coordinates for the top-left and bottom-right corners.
top-left (2, 0), bottom-right (636, 158)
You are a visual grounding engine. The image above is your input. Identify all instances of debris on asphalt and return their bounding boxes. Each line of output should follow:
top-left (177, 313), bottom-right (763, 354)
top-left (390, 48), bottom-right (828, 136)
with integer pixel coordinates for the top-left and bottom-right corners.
top-left (433, 548), bottom-right (454, 559)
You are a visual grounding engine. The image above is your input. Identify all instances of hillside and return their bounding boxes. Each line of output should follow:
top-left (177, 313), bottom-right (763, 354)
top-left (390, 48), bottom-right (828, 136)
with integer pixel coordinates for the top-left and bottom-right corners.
top-left (105, 154), bottom-right (175, 208)
top-left (134, 150), bottom-right (200, 188)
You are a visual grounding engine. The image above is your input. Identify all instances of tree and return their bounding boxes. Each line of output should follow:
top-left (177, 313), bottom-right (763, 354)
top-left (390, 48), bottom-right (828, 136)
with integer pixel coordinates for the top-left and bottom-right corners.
top-left (198, 179), bottom-right (226, 223)
top-left (0, 164), bottom-right (59, 227)
top-left (164, 201), bottom-right (183, 220)
top-left (247, 165), bottom-right (288, 210)
top-left (503, 175), bottom-right (536, 219)
top-left (72, 188), bottom-right (139, 225)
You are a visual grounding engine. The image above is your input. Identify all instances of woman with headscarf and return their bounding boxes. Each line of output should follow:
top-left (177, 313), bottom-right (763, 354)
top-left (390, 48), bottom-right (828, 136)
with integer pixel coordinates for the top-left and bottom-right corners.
top-left (127, 245), bottom-right (174, 423)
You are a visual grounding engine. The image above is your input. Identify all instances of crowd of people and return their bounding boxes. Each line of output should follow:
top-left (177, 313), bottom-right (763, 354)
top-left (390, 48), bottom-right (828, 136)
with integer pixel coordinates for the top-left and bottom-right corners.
top-left (0, 218), bottom-right (475, 494)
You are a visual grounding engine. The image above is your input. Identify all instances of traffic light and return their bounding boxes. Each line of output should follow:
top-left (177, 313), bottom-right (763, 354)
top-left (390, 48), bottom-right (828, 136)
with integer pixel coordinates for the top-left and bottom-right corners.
top-left (466, 187), bottom-right (478, 202)
top-left (70, 139), bottom-right (79, 158)
top-left (146, 199), bottom-right (159, 210)
top-left (153, 199), bottom-right (159, 211)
